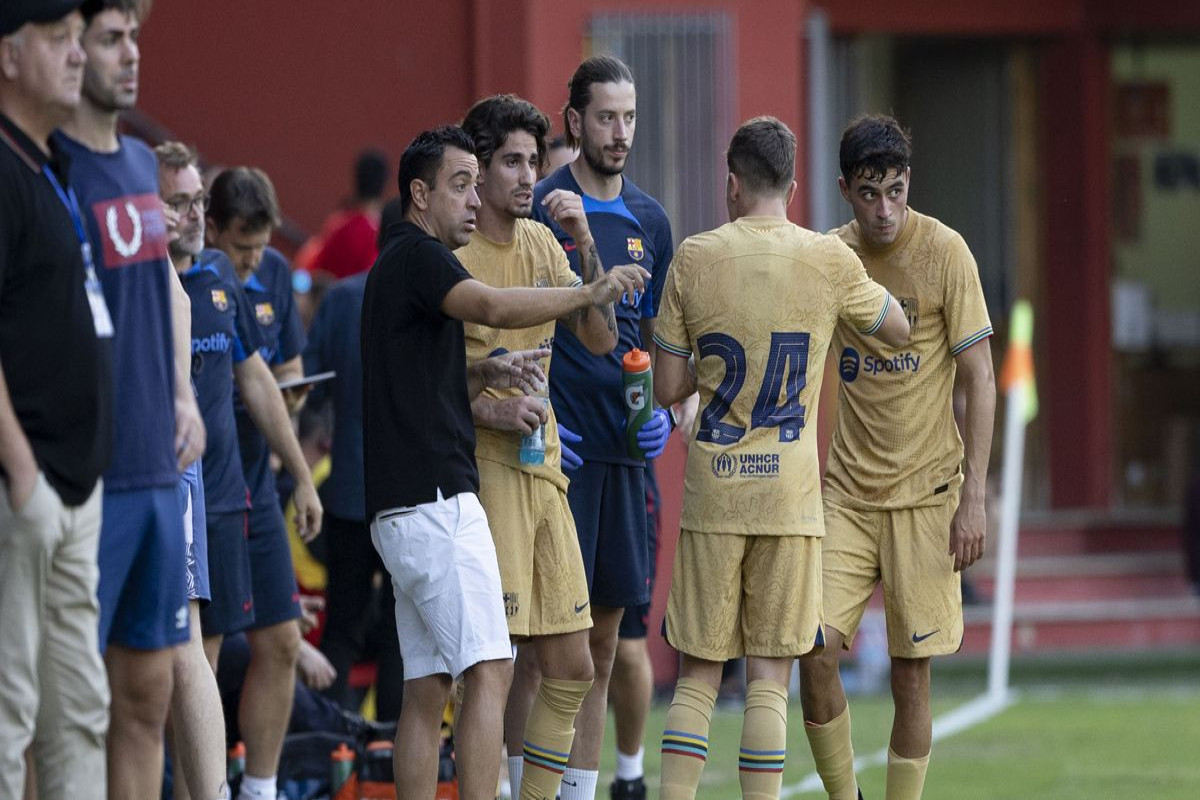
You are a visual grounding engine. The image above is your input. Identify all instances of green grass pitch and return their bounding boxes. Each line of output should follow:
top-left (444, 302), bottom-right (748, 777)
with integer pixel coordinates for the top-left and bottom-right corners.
top-left (596, 653), bottom-right (1200, 799)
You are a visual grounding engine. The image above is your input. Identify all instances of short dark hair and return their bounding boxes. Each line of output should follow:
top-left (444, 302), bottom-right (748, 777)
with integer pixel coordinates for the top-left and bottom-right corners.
top-left (354, 149), bottom-right (389, 201)
top-left (461, 94), bottom-right (550, 168)
top-left (839, 114), bottom-right (913, 183)
top-left (208, 167), bottom-right (282, 232)
top-left (726, 116), bottom-right (796, 195)
top-left (562, 55), bottom-right (634, 149)
top-left (396, 125), bottom-right (475, 216)
top-left (81, 0), bottom-right (140, 24)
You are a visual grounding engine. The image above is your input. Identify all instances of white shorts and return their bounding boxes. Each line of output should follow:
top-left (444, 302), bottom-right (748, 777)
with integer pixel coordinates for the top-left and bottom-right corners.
top-left (371, 491), bottom-right (512, 679)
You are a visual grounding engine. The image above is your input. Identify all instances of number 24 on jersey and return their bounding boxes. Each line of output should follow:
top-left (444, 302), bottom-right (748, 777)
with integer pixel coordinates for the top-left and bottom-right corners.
top-left (696, 331), bottom-right (810, 446)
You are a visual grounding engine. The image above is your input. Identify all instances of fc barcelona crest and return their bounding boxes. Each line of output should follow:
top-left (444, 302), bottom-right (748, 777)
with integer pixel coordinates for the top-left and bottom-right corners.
top-left (899, 297), bottom-right (919, 329)
top-left (210, 289), bottom-right (229, 311)
top-left (255, 302), bottom-right (275, 326)
top-left (626, 237), bottom-right (644, 261)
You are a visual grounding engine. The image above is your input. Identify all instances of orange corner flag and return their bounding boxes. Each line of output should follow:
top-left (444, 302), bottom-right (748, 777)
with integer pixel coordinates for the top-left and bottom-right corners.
top-left (999, 300), bottom-right (1037, 422)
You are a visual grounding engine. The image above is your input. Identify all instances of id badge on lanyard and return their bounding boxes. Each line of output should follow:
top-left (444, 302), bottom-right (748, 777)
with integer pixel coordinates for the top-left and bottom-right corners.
top-left (42, 164), bottom-right (114, 338)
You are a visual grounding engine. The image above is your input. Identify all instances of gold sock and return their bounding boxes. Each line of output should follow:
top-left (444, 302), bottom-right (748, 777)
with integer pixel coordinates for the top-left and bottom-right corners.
top-left (519, 677), bottom-right (592, 800)
top-left (803, 705), bottom-right (858, 799)
top-left (885, 747), bottom-right (930, 800)
top-left (659, 677), bottom-right (718, 800)
top-left (738, 680), bottom-right (789, 800)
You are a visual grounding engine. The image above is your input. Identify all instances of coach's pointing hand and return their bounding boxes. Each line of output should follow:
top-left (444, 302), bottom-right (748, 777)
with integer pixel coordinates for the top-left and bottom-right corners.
top-left (586, 263), bottom-right (648, 308)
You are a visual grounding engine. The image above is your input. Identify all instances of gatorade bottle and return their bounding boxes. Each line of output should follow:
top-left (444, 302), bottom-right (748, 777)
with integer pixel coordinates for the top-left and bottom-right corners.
top-left (623, 348), bottom-right (653, 459)
top-left (226, 741), bottom-right (246, 787)
top-left (329, 742), bottom-right (355, 795)
top-left (518, 386), bottom-right (549, 465)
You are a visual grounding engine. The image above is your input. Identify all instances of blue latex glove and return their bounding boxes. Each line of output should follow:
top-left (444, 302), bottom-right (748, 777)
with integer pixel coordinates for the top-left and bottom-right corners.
top-left (558, 423), bottom-right (583, 471)
top-left (636, 408), bottom-right (671, 460)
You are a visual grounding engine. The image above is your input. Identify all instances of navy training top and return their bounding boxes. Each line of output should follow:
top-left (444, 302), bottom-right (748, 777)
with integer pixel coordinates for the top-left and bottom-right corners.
top-left (532, 166), bottom-right (674, 465)
top-left (54, 132), bottom-right (177, 491)
top-left (182, 249), bottom-right (263, 513)
top-left (228, 246), bottom-right (306, 512)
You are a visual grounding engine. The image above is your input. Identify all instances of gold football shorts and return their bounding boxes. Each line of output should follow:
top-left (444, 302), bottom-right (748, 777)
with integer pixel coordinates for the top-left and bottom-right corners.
top-left (477, 459), bottom-right (592, 638)
top-left (821, 493), bottom-right (963, 658)
top-left (666, 529), bottom-right (824, 661)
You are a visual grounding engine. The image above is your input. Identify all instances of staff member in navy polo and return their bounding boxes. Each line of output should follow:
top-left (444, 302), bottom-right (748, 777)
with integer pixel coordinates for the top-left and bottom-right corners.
top-left (205, 164), bottom-right (322, 800)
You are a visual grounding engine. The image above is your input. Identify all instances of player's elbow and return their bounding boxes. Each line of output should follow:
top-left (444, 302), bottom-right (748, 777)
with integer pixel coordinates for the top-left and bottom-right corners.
top-left (474, 291), bottom-right (510, 329)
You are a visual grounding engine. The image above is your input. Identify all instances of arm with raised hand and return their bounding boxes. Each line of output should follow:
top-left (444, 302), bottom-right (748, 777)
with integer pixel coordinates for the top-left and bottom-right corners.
top-left (540, 189), bottom-right (618, 354)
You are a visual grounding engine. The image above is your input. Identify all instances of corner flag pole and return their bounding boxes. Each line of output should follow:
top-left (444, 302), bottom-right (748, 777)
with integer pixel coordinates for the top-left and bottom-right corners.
top-left (987, 300), bottom-right (1037, 702)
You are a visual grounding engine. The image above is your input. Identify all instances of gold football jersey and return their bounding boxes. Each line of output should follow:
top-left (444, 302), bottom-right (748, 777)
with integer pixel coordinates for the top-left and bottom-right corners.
top-left (654, 216), bottom-right (890, 536)
top-left (825, 208), bottom-right (993, 510)
top-left (457, 218), bottom-right (581, 488)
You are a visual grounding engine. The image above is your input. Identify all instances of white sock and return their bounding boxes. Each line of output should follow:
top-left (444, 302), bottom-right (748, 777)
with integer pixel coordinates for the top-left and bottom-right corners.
top-left (615, 747), bottom-right (644, 781)
top-left (559, 768), bottom-right (599, 800)
top-left (507, 755), bottom-right (524, 796)
top-left (237, 774), bottom-right (276, 800)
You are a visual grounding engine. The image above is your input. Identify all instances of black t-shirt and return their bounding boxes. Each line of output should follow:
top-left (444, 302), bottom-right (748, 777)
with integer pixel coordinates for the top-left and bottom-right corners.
top-left (362, 220), bottom-right (477, 517)
top-left (0, 114), bottom-right (112, 505)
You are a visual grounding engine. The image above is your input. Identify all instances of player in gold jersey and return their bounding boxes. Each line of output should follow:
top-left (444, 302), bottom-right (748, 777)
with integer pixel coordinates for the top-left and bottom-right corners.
top-left (458, 95), bottom-right (622, 800)
top-left (798, 115), bottom-right (996, 800)
top-left (652, 117), bottom-right (909, 800)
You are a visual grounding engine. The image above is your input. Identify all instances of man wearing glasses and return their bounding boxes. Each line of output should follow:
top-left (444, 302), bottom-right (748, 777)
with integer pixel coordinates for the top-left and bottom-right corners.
top-left (156, 141), bottom-right (321, 800)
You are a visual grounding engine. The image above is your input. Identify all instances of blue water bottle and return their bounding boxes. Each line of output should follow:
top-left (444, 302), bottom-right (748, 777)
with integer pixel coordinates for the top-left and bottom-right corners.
top-left (519, 388), bottom-right (549, 465)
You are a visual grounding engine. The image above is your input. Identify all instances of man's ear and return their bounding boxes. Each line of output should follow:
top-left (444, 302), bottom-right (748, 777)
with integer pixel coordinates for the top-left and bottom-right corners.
top-left (409, 178), bottom-right (430, 212)
top-left (566, 107), bottom-right (583, 143)
top-left (0, 37), bottom-right (21, 81)
top-left (838, 175), bottom-right (851, 203)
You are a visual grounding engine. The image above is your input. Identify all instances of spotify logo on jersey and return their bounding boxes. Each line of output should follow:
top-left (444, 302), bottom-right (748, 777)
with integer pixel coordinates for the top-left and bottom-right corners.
top-left (839, 347), bottom-right (861, 382)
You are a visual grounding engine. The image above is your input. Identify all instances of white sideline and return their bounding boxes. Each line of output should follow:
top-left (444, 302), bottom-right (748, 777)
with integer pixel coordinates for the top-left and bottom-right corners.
top-left (779, 690), bottom-right (1016, 797)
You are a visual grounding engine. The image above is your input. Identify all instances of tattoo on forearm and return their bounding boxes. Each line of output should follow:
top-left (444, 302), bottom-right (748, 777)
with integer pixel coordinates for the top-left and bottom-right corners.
top-left (580, 242), bottom-right (600, 282)
top-left (582, 243), bottom-right (618, 336)
top-left (563, 242), bottom-right (616, 337)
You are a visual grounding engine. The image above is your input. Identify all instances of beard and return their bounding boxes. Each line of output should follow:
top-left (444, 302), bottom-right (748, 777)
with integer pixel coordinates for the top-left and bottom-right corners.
top-left (581, 141), bottom-right (625, 177)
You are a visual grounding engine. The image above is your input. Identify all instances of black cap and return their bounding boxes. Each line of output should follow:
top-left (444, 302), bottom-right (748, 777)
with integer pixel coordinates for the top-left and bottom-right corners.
top-left (0, 0), bottom-right (87, 39)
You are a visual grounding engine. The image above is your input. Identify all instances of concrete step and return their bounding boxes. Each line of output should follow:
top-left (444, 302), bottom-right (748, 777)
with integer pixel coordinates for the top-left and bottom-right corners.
top-left (959, 595), bottom-right (1200, 655)
top-left (1014, 509), bottom-right (1182, 557)
top-left (971, 552), bottom-right (1194, 603)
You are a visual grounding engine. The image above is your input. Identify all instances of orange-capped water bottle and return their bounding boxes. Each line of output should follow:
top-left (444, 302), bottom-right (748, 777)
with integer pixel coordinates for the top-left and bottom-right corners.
top-left (622, 348), bottom-right (653, 459)
top-left (329, 742), bottom-right (355, 797)
top-left (227, 741), bottom-right (245, 786)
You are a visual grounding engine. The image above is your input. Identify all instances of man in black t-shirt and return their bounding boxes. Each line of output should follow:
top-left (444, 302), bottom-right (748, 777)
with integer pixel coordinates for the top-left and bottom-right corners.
top-left (361, 125), bottom-right (646, 800)
top-left (0, 3), bottom-right (113, 797)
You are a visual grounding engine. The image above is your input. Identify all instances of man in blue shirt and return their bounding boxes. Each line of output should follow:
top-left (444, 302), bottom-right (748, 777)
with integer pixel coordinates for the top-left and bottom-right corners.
top-left (159, 142), bottom-right (325, 800)
top-left (56, 3), bottom-right (207, 797)
top-left (531, 55), bottom-right (676, 800)
top-left (206, 164), bottom-right (323, 800)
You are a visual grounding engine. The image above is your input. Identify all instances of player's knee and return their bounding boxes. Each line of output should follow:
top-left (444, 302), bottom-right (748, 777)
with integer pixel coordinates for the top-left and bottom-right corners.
top-left (112, 661), bottom-right (173, 726)
top-left (467, 656), bottom-right (515, 695)
top-left (252, 620), bottom-right (301, 668)
top-left (799, 644), bottom-right (839, 681)
top-left (559, 654), bottom-right (595, 684)
top-left (889, 657), bottom-right (930, 701)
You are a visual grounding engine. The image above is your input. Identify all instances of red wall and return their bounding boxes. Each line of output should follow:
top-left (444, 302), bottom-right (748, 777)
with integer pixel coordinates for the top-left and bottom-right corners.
top-left (138, 1), bottom-right (478, 234)
top-left (139, 0), bottom-right (808, 234)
